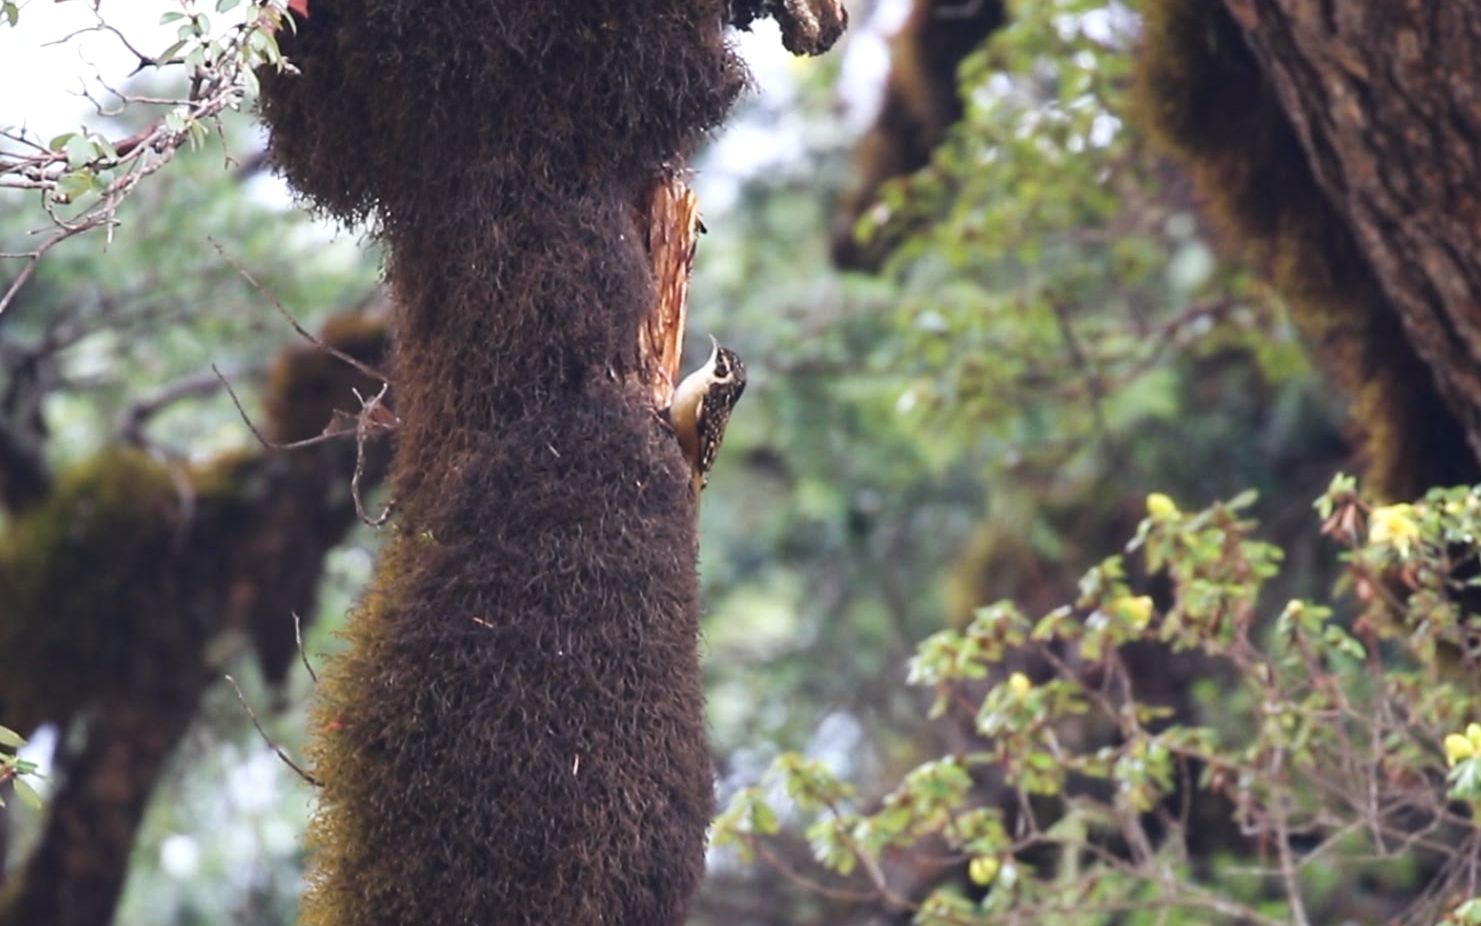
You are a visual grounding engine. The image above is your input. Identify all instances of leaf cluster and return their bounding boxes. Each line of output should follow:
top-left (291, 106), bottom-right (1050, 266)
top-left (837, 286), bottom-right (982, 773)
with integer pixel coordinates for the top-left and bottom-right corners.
top-left (719, 480), bottom-right (1481, 924)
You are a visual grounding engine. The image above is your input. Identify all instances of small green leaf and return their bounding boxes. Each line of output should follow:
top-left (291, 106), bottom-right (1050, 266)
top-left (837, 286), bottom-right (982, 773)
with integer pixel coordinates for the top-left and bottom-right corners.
top-left (55, 171), bottom-right (92, 201)
top-left (0, 725), bottom-right (22, 748)
top-left (750, 800), bottom-right (779, 836)
top-left (2, 3), bottom-right (18, 28)
top-left (92, 134), bottom-right (119, 162)
top-left (64, 134), bottom-right (95, 169)
top-left (12, 777), bottom-right (40, 810)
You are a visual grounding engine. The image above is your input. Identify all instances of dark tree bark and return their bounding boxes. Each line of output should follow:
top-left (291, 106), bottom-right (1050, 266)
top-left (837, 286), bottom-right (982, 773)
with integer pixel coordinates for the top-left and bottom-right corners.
top-left (2, 672), bottom-right (208, 926)
top-left (1223, 1), bottom-right (1481, 464)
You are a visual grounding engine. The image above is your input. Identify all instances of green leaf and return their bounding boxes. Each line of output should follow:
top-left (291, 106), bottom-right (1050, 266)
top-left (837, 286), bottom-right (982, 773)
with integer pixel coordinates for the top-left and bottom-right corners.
top-left (750, 800), bottom-right (779, 836)
top-left (64, 134), bottom-right (96, 170)
top-left (12, 777), bottom-right (40, 811)
top-left (2, 3), bottom-right (18, 28)
top-left (1225, 489), bottom-right (1259, 511)
top-left (0, 725), bottom-right (22, 748)
top-left (92, 134), bottom-right (120, 163)
top-left (55, 170), bottom-right (96, 201)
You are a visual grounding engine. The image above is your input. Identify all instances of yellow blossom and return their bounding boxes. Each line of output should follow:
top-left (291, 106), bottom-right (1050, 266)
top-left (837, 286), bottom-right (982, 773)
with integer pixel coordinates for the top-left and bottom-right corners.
top-left (1112, 595), bottom-right (1155, 629)
top-left (1368, 503), bottom-right (1421, 556)
top-left (1146, 492), bottom-right (1179, 519)
top-left (1007, 672), bottom-right (1032, 698)
top-left (968, 856), bottom-right (1000, 886)
top-left (1469, 723), bottom-right (1481, 751)
top-left (1446, 733), bottom-right (1476, 767)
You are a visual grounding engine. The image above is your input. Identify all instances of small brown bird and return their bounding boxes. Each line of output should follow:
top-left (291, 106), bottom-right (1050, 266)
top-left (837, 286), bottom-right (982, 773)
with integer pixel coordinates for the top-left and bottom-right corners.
top-left (668, 336), bottom-right (746, 494)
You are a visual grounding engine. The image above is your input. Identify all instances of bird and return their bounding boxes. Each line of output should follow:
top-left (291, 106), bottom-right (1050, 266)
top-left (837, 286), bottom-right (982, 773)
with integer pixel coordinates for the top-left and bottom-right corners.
top-left (667, 336), bottom-right (746, 495)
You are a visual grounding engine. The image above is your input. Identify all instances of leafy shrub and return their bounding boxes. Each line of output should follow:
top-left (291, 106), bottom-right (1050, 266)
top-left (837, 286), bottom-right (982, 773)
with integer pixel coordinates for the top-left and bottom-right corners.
top-left (716, 479), bottom-right (1481, 924)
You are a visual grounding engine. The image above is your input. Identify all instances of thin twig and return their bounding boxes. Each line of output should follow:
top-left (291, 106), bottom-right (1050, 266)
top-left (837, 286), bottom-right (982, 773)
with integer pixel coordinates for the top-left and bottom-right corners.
top-left (209, 239), bottom-right (390, 384)
top-left (224, 674), bottom-right (322, 788)
top-left (350, 382), bottom-right (395, 527)
top-left (211, 363), bottom-right (343, 451)
top-left (292, 610), bottom-right (319, 685)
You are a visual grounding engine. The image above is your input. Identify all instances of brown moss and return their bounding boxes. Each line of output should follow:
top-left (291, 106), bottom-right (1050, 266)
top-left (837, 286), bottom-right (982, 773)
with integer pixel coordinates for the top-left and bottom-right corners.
top-left (258, 1), bottom-right (747, 233)
top-left (257, 2), bottom-right (750, 923)
top-left (1132, 0), bottom-right (1475, 498)
top-left (832, 0), bottom-right (1007, 270)
top-left (232, 312), bottom-right (391, 687)
top-left (0, 449), bottom-right (228, 735)
top-left (301, 389), bottom-right (707, 926)
top-left (263, 310), bottom-right (388, 445)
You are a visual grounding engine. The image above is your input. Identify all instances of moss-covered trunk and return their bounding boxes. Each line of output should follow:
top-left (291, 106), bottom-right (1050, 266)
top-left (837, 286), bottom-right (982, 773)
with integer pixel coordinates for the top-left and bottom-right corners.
top-left (0, 681), bottom-right (206, 925)
top-left (1135, 0), bottom-right (1479, 498)
top-left (258, 3), bottom-right (748, 923)
top-left (1216, 1), bottom-right (1481, 471)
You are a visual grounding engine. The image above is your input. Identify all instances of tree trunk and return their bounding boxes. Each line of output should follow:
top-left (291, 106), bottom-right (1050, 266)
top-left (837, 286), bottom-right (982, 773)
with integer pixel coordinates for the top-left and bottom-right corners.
top-left (1223, 0), bottom-right (1481, 464)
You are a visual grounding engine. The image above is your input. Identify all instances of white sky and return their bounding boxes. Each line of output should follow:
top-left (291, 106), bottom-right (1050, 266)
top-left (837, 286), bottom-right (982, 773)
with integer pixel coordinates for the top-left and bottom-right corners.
top-left (1, 3), bottom-right (207, 141)
top-left (1, 0), bottom-right (904, 175)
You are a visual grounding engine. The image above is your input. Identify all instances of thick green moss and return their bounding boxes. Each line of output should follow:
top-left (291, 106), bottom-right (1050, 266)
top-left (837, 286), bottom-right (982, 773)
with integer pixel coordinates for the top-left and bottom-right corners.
top-left (1133, 0), bottom-right (1475, 498)
top-left (0, 450), bottom-right (216, 734)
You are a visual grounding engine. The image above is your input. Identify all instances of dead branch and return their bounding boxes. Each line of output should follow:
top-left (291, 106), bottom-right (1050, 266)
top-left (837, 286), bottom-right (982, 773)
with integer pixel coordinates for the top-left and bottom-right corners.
top-left (114, 365), bottom-right (250, 445)
top-left (293, 610), bottom-right (319, 685)
top-left (350, 382), bottom-right (395, 527)
top-left (224, 673), bottom-right (321, 788)
top-left (209, 239), bottom-right (389, 384)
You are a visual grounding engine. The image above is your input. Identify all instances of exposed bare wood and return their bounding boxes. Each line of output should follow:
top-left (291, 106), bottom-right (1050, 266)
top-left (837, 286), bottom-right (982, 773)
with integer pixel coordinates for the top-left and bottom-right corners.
top-left (638, 175), bottom-right (702, 411)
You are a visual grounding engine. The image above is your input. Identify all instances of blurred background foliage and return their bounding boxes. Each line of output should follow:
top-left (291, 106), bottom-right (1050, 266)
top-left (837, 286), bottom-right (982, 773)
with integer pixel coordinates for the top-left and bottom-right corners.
top-left (689, 2), bottom-right (1361, 921)
top-left (0, 0), bottom-right (1434, 922)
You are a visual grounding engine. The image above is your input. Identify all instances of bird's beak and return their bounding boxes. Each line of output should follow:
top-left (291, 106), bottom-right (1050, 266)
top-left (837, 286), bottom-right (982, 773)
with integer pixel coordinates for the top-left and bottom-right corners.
top-left (706, 334), bottom-right (719, 362)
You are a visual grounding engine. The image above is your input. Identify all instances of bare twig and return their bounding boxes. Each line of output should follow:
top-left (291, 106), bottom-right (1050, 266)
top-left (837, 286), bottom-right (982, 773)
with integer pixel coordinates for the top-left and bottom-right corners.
top-left (213, 364), bottom-right (397, 527)
top-left (115, 365), bottom-right (248, 444)
top-left (224, 673), bottom-right (321, 788)
top-left (212, 363), bottom-right (345, 451)
top-left (350, 382), bottom-right (395, 527)
top-left (209, 239), bottom-right (389, 384)
top-left (292, 610), bottom-right (319, 685)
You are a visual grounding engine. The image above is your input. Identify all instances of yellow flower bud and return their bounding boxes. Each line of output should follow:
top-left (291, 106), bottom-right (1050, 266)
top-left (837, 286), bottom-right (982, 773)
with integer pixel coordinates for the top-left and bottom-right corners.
top-left (1112, 595), bottom-right (1155, 629)
top-left (1007, 672), bottom-right (1032, 698)
top-left (1146, 493), bottom-right (1179, 519)
top-left (1369, 504), bottom-right (1420, 556)
top-left (968, 855), bottom-right (1000, 886)
top-left (1468, 723), bottom-right (1481, 751)
top-left (1445, 733), bottom-right (1476, 767)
